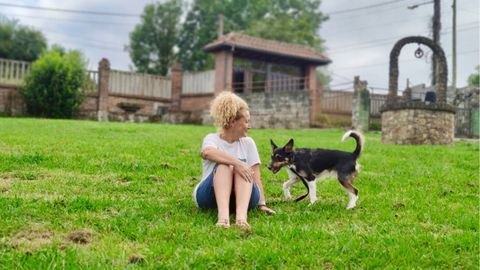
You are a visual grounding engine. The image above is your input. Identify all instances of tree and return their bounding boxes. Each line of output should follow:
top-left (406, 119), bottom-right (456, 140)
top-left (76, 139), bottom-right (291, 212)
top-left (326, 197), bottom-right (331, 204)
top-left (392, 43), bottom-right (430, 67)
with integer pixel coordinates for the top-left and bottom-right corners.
top-left (245, 0), bottom-right (326, 50)
top-left (22, 49), bottom-right (88, 118)
top-left (128, 0), bottom-right (182, 76)
top-left (177, 0), bottom-right (328, 72)
top-left (468, 66), bottom-right (480, 87)
top-left (0, 16), bottom-right (47, 61)
top-left (177, 0), bottom-right (269, 71)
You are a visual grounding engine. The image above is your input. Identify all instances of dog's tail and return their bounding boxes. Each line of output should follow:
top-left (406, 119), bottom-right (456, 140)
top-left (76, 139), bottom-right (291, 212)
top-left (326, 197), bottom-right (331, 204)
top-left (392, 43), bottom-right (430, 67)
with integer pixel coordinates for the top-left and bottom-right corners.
top-left (341, 130), bottom-right (364, 158)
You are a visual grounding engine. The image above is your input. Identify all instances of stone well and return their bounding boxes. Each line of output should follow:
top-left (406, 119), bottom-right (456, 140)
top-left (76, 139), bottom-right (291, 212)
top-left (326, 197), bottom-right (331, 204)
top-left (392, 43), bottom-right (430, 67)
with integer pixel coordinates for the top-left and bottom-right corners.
top-left (381, 36), bottom-right (455, 145)
top-left (381, 102), bottom-right (455, 144)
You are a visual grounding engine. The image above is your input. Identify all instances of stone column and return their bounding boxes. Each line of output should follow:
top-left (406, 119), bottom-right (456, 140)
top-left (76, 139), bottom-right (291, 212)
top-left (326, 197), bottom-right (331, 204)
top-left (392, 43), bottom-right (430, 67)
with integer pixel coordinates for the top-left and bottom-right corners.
top-left (170, 63), bottom-right (182, 112)
top-left (213, 51), bottom-right (233, 94)
top-left (97, 58), bottom-right (110, 121)
top-left (472, 108), bottom-right (479, 137)
top-left (352, 76), bottom-right (370, 132)
top-left (305, 65), bottom-right (318, 126)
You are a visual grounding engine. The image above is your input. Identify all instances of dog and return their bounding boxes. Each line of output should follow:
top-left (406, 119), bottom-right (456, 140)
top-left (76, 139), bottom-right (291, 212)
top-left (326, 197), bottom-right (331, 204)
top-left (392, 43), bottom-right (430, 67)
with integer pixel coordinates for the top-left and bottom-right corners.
top-left (267, 130), bottom-right (363, 209)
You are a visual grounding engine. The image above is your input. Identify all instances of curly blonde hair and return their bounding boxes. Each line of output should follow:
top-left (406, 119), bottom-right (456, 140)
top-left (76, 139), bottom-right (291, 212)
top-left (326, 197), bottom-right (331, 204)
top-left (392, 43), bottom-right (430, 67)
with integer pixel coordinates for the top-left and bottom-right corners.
top-left (210, 91), bottom-right (249, 129)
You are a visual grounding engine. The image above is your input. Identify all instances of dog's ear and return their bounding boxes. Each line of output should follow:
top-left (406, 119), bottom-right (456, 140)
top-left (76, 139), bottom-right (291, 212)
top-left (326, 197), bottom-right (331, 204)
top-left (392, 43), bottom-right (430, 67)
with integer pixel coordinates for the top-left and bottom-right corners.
top-left (270, 139), bottom-right (278, 150)
top-left (284, 139), bottom-right (294, 153)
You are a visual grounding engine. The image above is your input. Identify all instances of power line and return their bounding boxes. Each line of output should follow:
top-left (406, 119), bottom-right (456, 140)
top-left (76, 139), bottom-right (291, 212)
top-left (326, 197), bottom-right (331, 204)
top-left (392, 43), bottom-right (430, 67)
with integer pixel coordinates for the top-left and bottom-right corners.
top-left (1, 12), bottom-right (137, 26)
top-left (335, 49), bottom-right (479, 70)
top-left (328, 24), bottom-right (479, 54)
top-left (327, 0), bottom-right (409, 15)
top-left (325, 11), bottom-right (453, 38)
top-left (0, 2), bottom-right (141, 17)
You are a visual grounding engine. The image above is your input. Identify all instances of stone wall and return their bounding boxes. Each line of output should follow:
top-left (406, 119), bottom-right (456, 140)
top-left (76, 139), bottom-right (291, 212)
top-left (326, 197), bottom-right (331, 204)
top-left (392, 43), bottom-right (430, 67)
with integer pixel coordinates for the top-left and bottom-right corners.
top-left (381, 103), bottom-right (455, 144)
top-left (180, 93), bottom-right (214, 114)
top-left (0, 84), bottom-right (26, 116)
top-left (238, 90), bottom-right (310, 129)
top-left (76, 94), bottom-right (99, 120)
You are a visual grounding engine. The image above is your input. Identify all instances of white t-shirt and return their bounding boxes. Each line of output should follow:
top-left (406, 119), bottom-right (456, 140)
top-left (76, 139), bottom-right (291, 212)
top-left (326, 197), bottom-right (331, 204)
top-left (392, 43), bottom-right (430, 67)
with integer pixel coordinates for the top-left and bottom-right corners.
top-left (200, 133), bottom-right (261, 181)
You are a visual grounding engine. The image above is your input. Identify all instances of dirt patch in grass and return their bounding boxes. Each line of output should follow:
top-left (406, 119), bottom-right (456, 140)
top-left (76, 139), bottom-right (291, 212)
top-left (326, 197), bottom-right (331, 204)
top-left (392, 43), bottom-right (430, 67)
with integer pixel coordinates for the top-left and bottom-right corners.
top-left (129, 254), bottom-right (146, 264)
top-left (0, 175), bottom-right (14, 190)
top-left (10, 227), bottom-right (53, 252)
top-left (148, 175), bottom-right (163, 182)
top-left (67, 229), bottom-right (94, 244)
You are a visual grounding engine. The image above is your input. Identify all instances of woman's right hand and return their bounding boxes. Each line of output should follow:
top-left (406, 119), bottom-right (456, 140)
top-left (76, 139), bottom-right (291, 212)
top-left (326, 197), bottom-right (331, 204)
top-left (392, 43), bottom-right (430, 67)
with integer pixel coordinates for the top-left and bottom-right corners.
top-left (233, 161), bottom-right (254, 182)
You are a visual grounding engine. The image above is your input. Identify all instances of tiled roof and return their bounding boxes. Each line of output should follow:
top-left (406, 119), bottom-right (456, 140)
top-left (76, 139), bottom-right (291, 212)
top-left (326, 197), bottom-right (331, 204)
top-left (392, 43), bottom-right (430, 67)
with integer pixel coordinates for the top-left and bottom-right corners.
top-left (203, 32), bottom-right (331, 65)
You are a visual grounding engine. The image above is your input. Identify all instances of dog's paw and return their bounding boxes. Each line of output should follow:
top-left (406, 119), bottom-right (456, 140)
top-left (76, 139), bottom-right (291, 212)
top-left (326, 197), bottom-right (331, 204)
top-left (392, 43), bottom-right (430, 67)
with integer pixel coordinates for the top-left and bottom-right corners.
top-left (346, 205), bottom-right (356, 210)
top-left (284, 195), bottom-right (292, 201)
top-left (346, 196), bottom-right (358, 210)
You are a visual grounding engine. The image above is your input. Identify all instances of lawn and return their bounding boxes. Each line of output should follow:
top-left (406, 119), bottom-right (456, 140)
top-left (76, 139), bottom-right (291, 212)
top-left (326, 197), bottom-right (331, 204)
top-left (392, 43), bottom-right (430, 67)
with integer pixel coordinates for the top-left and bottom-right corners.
top-left (0, 118), bottom-right (478, 269)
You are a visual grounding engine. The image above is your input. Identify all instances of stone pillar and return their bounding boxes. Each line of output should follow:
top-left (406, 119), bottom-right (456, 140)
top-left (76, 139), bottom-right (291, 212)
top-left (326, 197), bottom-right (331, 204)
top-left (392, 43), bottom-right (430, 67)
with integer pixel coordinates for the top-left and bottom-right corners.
top-left (170, 63), bottom-right (182, 112)
top-left (472, 108), bottom-right (479, 137)
top-left (305, 65), bottom-right (318, 126)
top-left (352, 76), bottom-right (370, 132)
top-left (97, 58), bottom-right (110, 121)
top-left (213, 51), bottom-right (233, 94)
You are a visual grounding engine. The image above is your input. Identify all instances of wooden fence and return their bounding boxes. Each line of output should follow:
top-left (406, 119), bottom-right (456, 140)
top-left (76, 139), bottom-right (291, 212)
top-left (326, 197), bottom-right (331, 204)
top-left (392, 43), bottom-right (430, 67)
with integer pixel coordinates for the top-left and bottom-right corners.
top-left (108, 70), bottom-right (171, 99)
top-left (320, 90), bottom-right (353, 115)
top-left (0, 58), bottom-right (31, 85)
top-left (182, 70), bottom-right (215, 94)
top-left (370, 94), bottom-right (387, 117)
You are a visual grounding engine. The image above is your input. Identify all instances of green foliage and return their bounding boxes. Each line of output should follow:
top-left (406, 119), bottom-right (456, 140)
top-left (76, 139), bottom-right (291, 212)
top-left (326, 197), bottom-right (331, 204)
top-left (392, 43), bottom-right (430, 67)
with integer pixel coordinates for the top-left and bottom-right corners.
top-left (21, 50), bottom-right (88, 118)
top-left (0, 16), bottom-right (47, 61)
top-left (0, 119), bottom-right (478, 269)
top-left (176, 0), bottom-right (328, 72)
top-left (244, 0), bottom-right (326, 50)
top-left (369, 119), bottom-right (382, 131)
top-left (316, 113), bottom-right (352, 128)
top-left (468, 65), bottom-right (480, 87)
top-left (128, 0), bottom-right (182, 76)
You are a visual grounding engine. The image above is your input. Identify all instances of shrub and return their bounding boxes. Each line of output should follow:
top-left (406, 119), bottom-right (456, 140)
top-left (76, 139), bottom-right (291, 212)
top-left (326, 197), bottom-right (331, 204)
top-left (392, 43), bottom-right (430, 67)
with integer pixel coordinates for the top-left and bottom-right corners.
top-left (315, 113), bottom-right (352, 128)
top-left (369, 119), bottom-right (382, 131)
top-left (22, 49), bottom-right (87, 118)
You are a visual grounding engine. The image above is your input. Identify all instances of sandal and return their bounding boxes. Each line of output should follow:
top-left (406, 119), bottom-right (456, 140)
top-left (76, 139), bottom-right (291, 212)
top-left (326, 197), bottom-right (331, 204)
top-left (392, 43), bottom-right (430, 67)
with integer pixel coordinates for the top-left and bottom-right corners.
top-left (235, 219), bottom-right (251, 232)
top-left (215, 219), bottom-right (230, 228)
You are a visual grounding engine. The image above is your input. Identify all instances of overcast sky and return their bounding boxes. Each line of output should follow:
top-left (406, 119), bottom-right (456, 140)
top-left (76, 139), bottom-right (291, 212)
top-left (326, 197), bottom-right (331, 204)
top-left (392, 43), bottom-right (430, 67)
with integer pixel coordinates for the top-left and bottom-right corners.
top-left (1, 0), bottom-right (478, 92)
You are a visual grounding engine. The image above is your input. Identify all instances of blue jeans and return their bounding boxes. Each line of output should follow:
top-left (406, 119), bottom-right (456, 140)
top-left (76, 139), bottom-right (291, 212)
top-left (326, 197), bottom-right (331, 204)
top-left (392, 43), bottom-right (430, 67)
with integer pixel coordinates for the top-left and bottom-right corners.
top-left (194, 168), bottom-right (260, 211)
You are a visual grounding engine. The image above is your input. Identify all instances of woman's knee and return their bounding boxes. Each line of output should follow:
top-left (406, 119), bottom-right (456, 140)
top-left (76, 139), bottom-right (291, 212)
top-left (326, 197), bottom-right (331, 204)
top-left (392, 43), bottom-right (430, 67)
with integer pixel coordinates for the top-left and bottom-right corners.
top-left (213, 164), bottom-right (234, 183)
top-left (233, 172), bottom-right (254, 186)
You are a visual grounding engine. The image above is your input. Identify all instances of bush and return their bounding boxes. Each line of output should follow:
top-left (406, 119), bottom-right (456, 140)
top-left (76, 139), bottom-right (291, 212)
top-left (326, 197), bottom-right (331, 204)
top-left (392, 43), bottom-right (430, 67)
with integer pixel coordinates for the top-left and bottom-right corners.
top-left (315, 113), bottom-right (352, 128)
top-left (369, 119), bottom-right (382, 131)
top-left (22, 49), bottom-right (87, 118)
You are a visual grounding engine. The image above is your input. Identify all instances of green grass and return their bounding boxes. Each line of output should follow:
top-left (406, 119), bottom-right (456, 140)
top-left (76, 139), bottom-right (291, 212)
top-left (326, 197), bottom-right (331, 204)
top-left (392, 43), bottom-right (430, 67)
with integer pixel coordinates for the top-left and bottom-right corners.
top-left (0, 118), bottom-right (478, 269)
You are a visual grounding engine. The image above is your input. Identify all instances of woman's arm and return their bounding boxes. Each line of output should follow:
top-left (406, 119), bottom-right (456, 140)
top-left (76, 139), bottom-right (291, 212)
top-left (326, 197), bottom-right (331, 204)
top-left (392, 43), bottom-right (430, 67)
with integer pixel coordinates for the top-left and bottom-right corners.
top-left (252, 164), bottom-right (276, 215)
top-left (202, 146), bottom-right (254, 182)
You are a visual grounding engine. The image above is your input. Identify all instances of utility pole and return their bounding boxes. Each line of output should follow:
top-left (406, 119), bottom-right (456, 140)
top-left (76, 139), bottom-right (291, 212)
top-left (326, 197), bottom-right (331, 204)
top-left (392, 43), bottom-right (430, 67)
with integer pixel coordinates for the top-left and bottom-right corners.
top-left (218, 14), bottom-right (224, 38)
top-left (431, 0), bottom-right (441, 86)
top-left (408, 0), bottom-right (441, 86)
top-left (452, 0), bottom-right (457, 89)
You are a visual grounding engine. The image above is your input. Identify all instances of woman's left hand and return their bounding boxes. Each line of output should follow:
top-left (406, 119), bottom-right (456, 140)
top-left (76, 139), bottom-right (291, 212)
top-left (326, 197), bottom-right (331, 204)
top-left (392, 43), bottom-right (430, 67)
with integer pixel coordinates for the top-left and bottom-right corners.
top-left (259, 205), bottom-right (276, 215)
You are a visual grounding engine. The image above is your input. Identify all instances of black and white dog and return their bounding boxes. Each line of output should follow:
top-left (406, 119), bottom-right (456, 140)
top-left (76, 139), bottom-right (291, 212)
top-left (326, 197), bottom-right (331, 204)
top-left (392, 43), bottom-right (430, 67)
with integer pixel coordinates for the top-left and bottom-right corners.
top-left (268, 130), bottom-right (363, 209)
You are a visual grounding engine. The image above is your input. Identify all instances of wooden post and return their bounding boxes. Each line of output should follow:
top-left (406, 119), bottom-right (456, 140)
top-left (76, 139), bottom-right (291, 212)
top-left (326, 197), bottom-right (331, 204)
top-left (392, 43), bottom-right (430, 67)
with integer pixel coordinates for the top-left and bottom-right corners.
top-left (213, 51), bottom-right (233, 94)
top-left (170, 63), bottom-right (183, 112)
top-left (305, 65), bottom-right (318, 126)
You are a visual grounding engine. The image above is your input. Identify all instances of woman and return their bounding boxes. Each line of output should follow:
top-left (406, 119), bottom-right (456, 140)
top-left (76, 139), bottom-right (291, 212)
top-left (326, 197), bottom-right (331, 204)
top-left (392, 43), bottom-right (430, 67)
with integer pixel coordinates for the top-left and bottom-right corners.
top-left (193, 91), bottom-right (275, 229)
